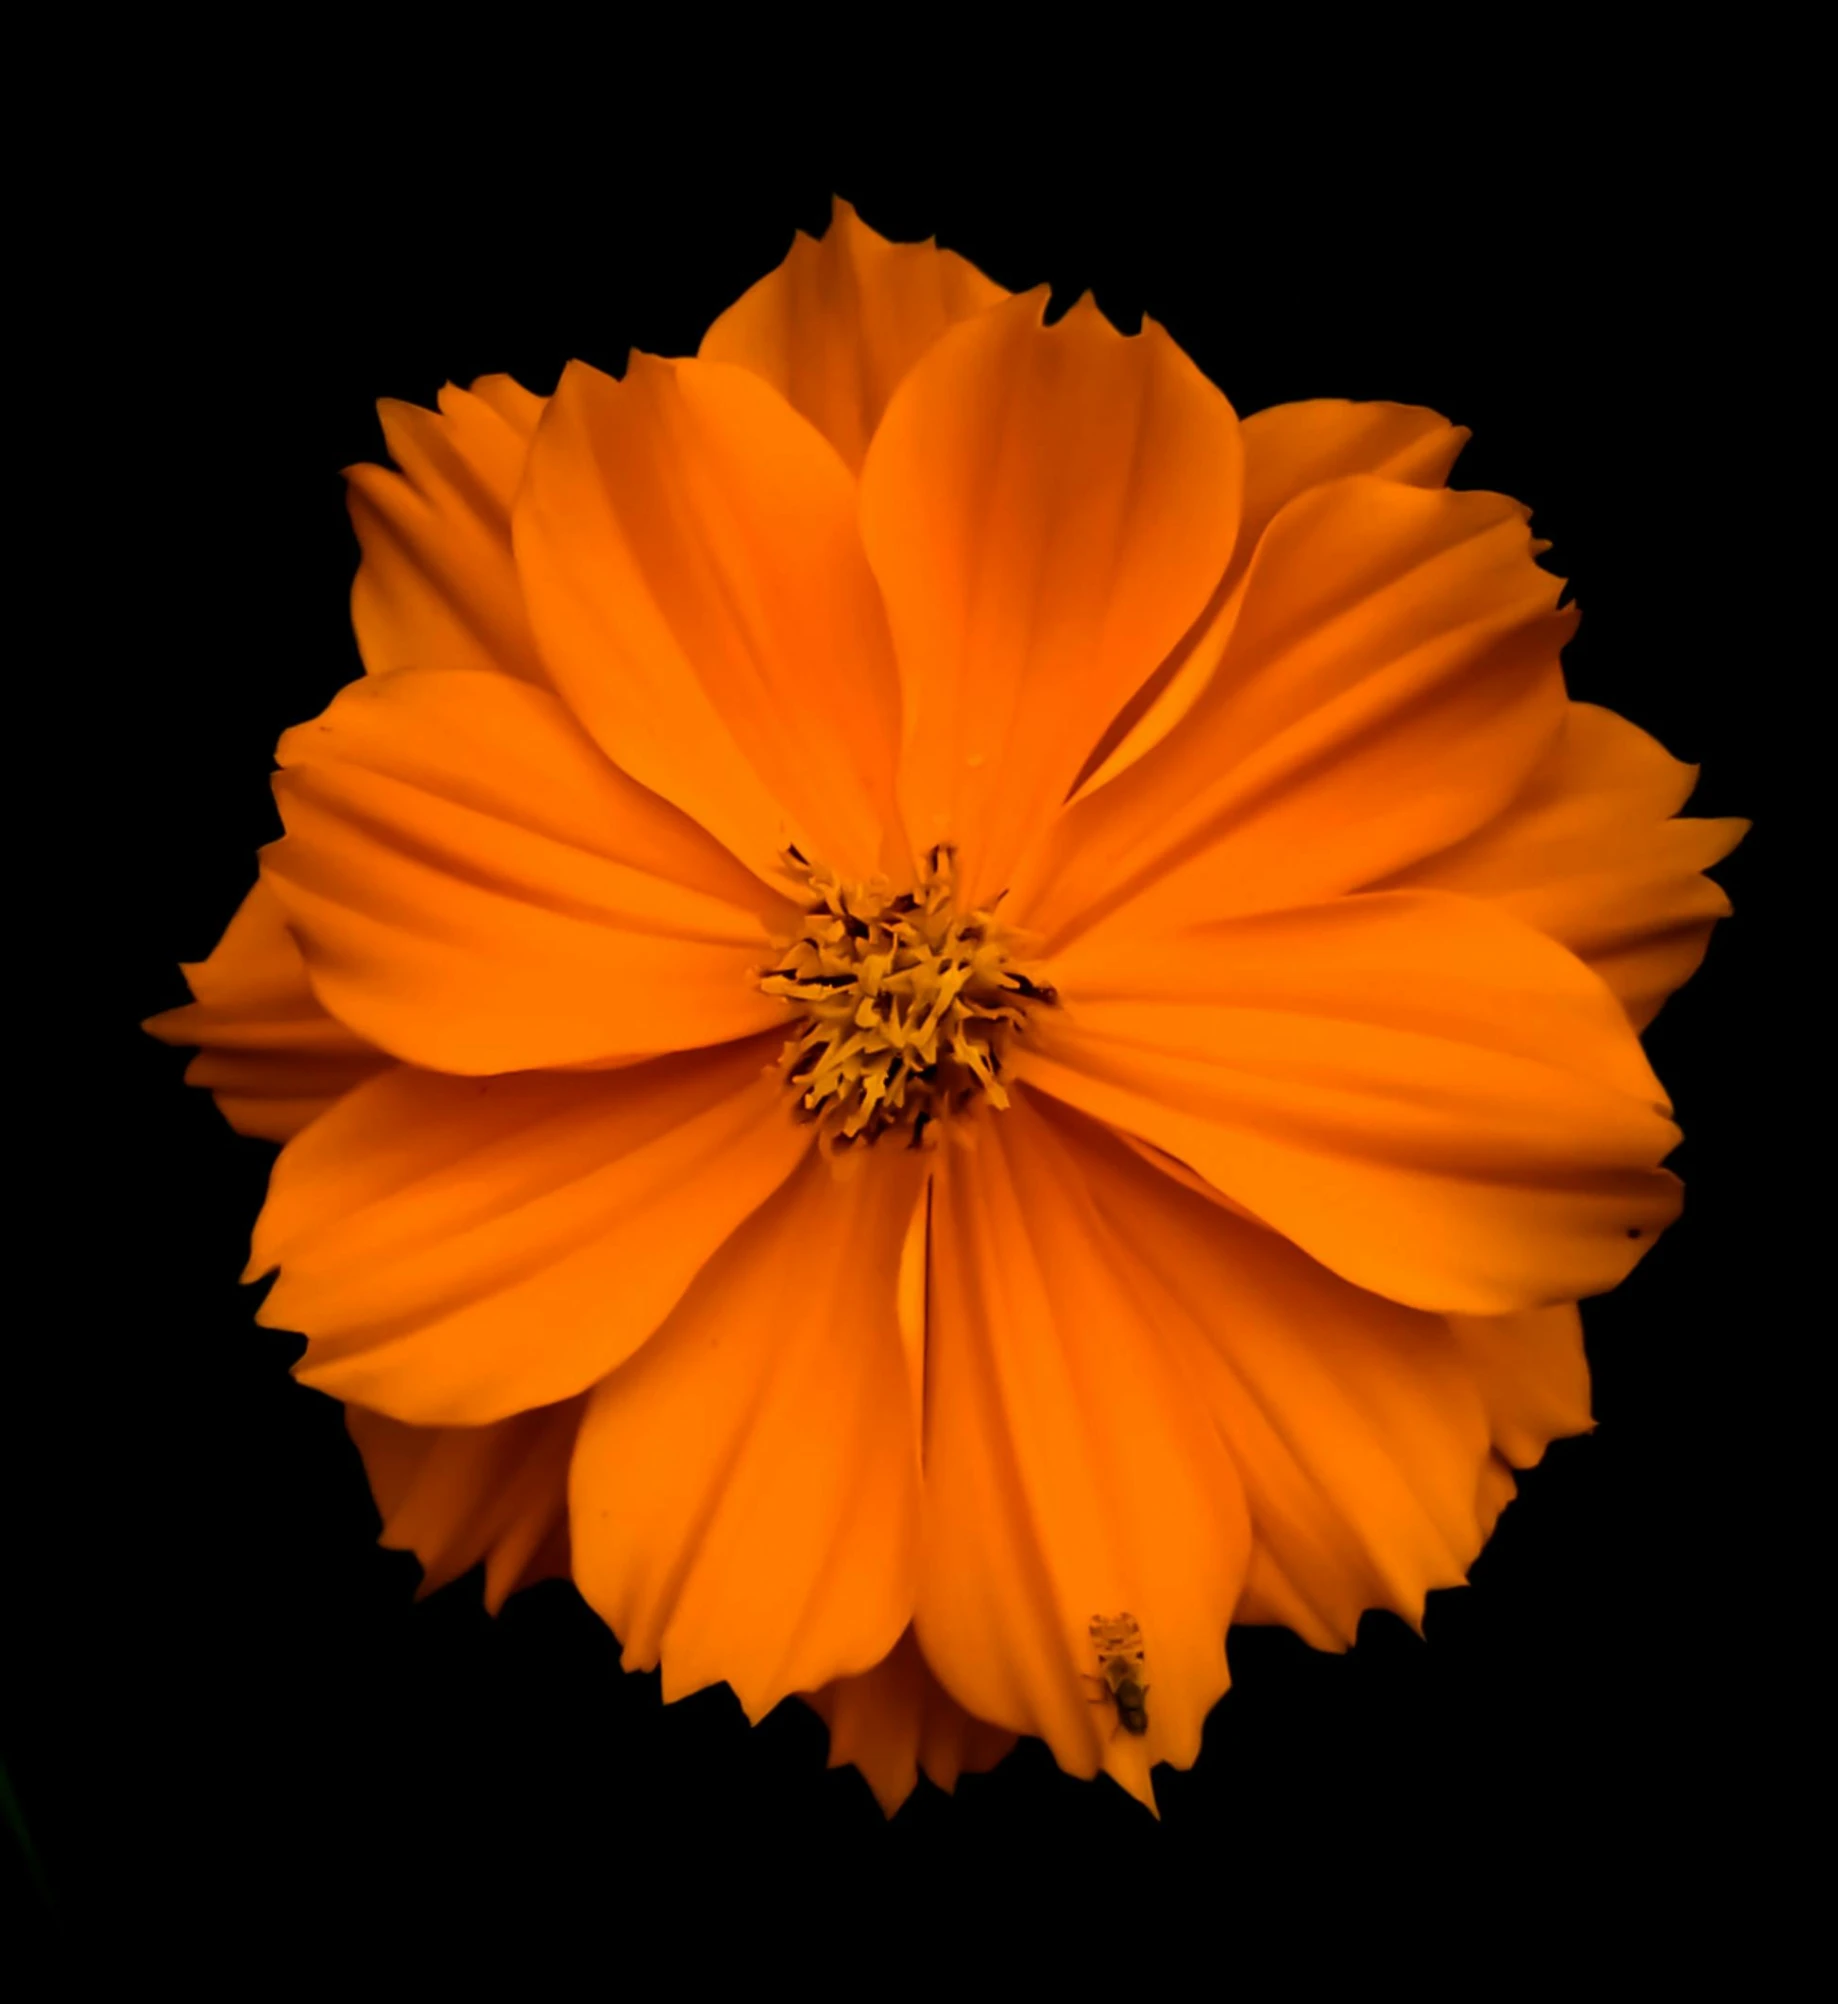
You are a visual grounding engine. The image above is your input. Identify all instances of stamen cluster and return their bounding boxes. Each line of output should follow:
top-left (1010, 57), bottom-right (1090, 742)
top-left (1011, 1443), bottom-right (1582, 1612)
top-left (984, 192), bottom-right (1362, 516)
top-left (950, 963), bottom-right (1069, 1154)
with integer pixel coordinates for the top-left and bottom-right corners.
top-left (762, 845), bottom-right (1056, 1150)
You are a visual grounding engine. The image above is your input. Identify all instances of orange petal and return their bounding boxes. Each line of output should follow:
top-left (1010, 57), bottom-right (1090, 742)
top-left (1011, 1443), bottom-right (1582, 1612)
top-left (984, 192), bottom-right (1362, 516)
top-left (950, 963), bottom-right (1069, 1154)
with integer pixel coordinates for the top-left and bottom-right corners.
top-left (249, 1036), bottom-right (811, 1426)
top-left (859, 290), bottom-right (1244, 908)
top-left (1445, 1305), bottom-right (1594, 1472)
top-left (346, 374), bottom-right (547, 683)
top-left (1235, 399), bottom-right (1472, 552)
top-left (803, 1628), bottom-right (1017, 1816)
top-left (569, 1147), bottom-right (925, 1723)
top-left (1019, 889), bottom-right (1683, 1316)
top-left (345, 1396), bottom-right (583, 1613)
top-left (1380, 702), bottom-right (1750, 1029)
top-left (1014, 477), bottom-right (1571, 948)
top-left (1023, 1095), bottom-right (1498, 1652)
top-left (699, 197), bottom-right (1010, 474)
top-left (513, 353), bottom-right (905, 883)
top-left (143, 878), bottom-right (390, 1141)
top-left (917, 1098), bottom-right (1251, 1812)
top-left (262, 667), bottom-right (794, 1074)
top-left (1076, 399), bottom-right (1470, 795)
top-left (1422, 1304), bottom-right (1596, 1602)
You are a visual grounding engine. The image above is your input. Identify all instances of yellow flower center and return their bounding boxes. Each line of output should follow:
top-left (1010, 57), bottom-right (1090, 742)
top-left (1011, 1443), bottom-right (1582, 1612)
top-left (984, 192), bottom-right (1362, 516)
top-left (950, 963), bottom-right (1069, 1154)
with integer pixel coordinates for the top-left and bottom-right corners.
top-left (761, 844), bottom-right (1056, 1151)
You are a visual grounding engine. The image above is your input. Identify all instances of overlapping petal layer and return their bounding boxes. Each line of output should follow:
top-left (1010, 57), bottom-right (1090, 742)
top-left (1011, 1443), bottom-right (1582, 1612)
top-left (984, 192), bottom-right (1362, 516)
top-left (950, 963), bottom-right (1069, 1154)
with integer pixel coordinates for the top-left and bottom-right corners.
top-left (514, 353), bottom-right (906, 883)
top-left (570, 1147), bottom-right (925, 1724)
top-left (1381, 702), bottom-right (1750, 1028)
top-left (249, 1035), bottom-right (809, 1425)
top-left (1076, 398), bottom-right (1472, 794)
top-left (700, 197), bottom-right (1009, 473)
top-left (262, 667), bottom-right (793, 1073)
top-left (345, 1397), bottom-right (582, 1612)
top-left (1020, 1096), bottom-right (1504, 1651)
top-left (144, 878), bottom-right (391, 1140)
top-left (917, 1096), bottom-right (1251, 1810)
top-left (861, 290), bottom-right (1244, 906)
top-left (1021, 890), bottom-right (1682, 1314)
top-left (803, 1627), bottom-right (1017, 1814)
top-left (347, 375), bottom-right (547, 683)
top-left (1014, 476), bottom-right (1572, 945)
top-left (1233, 399), bottom-right (1473, 561)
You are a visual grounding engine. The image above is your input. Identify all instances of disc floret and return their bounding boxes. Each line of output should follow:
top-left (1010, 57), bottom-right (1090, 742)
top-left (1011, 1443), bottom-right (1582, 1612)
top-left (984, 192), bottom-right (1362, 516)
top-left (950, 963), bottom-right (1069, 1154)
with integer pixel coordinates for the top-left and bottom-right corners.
top-left (761, 844), bottom-right (1056, 1150)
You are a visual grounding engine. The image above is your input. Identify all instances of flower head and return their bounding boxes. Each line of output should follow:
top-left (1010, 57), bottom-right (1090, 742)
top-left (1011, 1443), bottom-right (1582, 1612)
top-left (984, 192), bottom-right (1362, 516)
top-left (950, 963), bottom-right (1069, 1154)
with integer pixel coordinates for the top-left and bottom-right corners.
top-left (146, 198), bottom-right (1747, 1815)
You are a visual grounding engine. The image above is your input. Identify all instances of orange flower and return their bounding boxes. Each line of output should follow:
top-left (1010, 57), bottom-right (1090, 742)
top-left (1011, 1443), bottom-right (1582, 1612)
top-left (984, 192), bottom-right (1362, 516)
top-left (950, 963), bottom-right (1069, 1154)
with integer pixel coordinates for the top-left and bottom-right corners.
top-left (146, 199), bottom-right (1746, 1817)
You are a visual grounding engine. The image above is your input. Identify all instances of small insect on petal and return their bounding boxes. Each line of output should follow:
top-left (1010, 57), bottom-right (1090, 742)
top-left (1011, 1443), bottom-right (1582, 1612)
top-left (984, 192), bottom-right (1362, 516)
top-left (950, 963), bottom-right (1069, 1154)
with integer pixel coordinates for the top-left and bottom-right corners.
top-left (1086, 1613), bottom-right (1151, 1739)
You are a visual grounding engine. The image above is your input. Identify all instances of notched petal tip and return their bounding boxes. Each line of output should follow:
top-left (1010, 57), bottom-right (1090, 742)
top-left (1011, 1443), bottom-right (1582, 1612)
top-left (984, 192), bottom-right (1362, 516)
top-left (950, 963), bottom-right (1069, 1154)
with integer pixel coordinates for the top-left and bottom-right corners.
top-left (804, 1629), bottom-right (1019, 1816)
top-left (147, 877), bottom-right (392, 1142)
top-left (698, 196), bottom-right (1014, 479)
top-left (140, 1000), bottom-right (194, 1043)
top-left (345, 1399), bottom-right (581, 1618)
top-left (1383, 702), bottom-right (1752, 1031)
top-left (1103, 1758), bottom-right (1163, 1819)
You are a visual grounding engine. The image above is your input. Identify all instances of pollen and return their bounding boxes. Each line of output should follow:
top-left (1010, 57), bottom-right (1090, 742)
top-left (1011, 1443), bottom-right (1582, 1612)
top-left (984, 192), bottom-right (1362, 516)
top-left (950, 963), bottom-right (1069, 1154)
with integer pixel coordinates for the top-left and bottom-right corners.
top-left (761, 844), bottom-right (1057, 1151)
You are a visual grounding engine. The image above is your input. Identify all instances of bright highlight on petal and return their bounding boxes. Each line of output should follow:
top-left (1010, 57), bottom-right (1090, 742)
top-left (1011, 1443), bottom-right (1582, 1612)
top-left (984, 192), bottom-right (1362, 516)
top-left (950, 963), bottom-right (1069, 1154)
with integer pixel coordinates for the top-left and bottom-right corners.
top-left (148, 196), bottom-right (1747, 1819)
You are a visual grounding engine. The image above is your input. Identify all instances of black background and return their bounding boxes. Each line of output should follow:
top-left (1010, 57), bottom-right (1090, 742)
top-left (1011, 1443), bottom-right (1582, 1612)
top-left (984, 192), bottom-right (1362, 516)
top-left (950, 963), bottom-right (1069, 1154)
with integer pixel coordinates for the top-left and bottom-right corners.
top-left (17, 85), bottom-right (1795, 1960)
